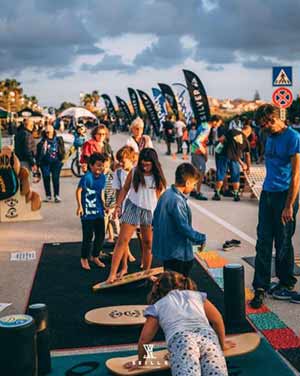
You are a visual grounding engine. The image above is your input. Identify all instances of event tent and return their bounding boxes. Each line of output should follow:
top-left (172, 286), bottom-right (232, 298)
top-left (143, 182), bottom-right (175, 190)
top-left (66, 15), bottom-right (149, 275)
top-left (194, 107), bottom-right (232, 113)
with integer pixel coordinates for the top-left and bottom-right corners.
top-left (59, 107), bottom-right (97, 120)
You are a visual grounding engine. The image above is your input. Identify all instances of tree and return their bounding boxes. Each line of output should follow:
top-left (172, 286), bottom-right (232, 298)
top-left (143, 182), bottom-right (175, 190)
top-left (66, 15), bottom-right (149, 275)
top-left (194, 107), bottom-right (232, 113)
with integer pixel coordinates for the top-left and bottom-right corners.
top-left (56, 102), bottom-right (76, 113)
top-left (253, 90), bottom-right (261, 101)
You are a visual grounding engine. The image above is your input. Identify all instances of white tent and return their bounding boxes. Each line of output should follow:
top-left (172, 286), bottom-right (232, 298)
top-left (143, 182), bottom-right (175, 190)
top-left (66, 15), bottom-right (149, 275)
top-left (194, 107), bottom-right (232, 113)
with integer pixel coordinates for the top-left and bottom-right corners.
top-left (59, 107), bottom-right (97, 120)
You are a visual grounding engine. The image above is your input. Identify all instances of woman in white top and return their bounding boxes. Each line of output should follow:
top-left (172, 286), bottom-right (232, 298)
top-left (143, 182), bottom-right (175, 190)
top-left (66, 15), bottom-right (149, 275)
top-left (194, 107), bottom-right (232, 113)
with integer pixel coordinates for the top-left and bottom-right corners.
top-left (106, 148), bottom-right (166, 283)
top-left (125, 271), bottom-right (234, 376)
top-left (126, 117), bottom-right (153, 155)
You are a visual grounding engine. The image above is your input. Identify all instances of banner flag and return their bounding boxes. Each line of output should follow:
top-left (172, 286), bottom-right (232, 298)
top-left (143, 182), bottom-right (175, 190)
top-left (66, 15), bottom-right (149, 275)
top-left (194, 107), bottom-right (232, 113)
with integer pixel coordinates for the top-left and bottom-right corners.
top-left (137, 89), bottom-right (160, 136)
top-left (158, 83), bottom-right (179, 120)
top-left (101, 94), bottom-right (120, 126)
top-left (128, 88), bottom-right (142, 118)
top-left (116, 96), bottom-right (132, 125)
top-left (178, 89), bottom-right (192, 125)
top-left (183, 69), bottom-right (210, 123)
top-left (152, 88), bottom-right (167, 129)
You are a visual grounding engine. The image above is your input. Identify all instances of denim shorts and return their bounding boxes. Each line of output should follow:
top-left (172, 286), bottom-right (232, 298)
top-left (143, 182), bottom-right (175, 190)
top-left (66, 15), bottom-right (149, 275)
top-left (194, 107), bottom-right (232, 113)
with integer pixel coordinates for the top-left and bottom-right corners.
top-left (215, 155), bottom-right (240, 183)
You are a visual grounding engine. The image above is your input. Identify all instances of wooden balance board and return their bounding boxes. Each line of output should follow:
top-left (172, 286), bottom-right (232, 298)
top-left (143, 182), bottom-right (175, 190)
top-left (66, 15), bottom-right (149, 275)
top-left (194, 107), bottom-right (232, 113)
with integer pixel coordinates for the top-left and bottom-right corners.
top-left (106, 333), bottom-right (260, 375)
top-left (92, 267), bottom-right (164, 292)
top-left (85, 305), bottom-right (148, 326)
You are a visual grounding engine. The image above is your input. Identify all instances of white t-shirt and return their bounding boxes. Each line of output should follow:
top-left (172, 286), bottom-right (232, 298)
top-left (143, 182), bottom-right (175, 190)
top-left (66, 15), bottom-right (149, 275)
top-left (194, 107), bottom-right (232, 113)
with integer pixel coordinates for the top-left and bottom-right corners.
top-left (126, 136), bottom-right (153, 154)
top-left (112, 168), bottom-right (129, 212)
top-left (127, 172), bottom-right (157, 213)
top-left (144, 290), bottom-right (210, 344)
top-left (174, 120), bottom-right (186, 137)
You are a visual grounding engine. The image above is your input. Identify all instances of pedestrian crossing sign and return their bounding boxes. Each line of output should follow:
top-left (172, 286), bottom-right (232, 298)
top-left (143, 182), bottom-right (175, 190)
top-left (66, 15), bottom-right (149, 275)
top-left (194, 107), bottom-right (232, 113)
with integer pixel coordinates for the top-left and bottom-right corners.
top-left (273, 66), bottom-right (292, 86)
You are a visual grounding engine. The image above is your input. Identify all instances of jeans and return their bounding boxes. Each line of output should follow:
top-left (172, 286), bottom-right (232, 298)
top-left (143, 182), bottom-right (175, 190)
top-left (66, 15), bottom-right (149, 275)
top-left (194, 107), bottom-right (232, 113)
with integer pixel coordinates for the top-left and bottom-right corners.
top-left (81, 217), bottom-right (105, 259)
top-left (164, 259), bottom-right (194, 277)
top-left (40, 161), bottom-right (63, 197)
top-left (253, 191), bottom-right (298, 291)
top-left (176, 136), bottom-right (183, 153)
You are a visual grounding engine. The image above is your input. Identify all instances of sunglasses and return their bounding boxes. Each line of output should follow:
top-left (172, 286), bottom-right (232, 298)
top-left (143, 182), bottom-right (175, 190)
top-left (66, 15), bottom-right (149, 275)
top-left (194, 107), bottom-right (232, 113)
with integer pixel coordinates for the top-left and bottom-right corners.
top-left (96, 133), bottom-right (106, 136)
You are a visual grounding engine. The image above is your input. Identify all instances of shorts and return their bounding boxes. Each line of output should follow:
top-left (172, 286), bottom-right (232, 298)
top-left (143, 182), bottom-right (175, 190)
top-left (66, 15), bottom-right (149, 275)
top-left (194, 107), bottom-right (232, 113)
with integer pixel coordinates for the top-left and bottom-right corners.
top-left (120, 199), bottom-right (152, 226)
top-left (191, 153), bottom-right (206, 173)
top-left (215, 155), bottom-right (240, 183)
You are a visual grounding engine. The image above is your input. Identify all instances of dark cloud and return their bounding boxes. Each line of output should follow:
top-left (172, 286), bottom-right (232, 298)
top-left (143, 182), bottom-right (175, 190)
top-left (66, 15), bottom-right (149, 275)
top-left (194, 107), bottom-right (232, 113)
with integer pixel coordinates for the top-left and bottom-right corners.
top-left (133, 36), bottom-right (191, 70)
top-left (80, 54), bottom-right (133, 73)
top-left (242, 57), bottom-right (277, 70)
top-left (0, 0), bottom-right (300, 76)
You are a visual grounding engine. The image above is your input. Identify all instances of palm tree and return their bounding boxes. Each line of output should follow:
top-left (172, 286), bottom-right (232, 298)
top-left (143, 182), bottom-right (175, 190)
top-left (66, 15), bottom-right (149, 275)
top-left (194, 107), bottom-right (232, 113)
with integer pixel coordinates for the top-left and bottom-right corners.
top-left (83, 93), bottom-right (93, 108)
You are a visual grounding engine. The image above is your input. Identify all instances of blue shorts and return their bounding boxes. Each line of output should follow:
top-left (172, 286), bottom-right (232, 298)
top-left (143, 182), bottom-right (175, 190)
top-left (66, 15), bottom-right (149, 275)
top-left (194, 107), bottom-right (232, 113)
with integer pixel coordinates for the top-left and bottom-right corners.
top-left (215, 155), bottom-right (240, 183)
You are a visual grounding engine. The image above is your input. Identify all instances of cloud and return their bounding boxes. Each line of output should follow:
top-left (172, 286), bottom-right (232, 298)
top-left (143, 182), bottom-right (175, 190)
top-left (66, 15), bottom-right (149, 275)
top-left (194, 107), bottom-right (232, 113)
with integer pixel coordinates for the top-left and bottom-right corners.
top-left (242, 57), bottom-right (277, 70)
top-left (80, 54), bottom-right (133, 73)
top-left (133, 35), bottom-right (192, 70)
top-left (48, 70), bottom-right (75, 79)
top-left (206, 65), bottom-right (224, 72)
top-left (75, 46), bottom-right (105, 55)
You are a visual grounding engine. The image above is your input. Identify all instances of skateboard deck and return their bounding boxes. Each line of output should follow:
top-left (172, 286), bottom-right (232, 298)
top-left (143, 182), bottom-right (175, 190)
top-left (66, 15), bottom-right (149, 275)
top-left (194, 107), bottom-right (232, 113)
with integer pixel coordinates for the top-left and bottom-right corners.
top-left (92, 267), bottom-right (164, 292)
top-left (243, 166), bottom-right (266, 200)
top-left (106, 333), bottom-right (260, 375)
top-left (85, 305), bottom-right (148, 326)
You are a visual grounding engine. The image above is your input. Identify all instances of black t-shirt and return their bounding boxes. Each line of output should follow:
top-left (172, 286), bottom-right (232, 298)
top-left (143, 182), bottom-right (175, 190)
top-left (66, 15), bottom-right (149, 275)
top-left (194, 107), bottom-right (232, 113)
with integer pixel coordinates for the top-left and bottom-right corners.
top-left (163, 121), bottom-right (175, 141)
top-left (224, 129), bottom-right (250, 161)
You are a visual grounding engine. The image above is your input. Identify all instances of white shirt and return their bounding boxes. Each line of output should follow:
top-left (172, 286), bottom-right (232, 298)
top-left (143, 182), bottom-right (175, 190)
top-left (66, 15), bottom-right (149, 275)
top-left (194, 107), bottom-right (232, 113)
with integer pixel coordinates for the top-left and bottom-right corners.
top-left (126, 136), bottom-right (153, 154)
top-left (174, 120), bottom-right (186, 137)
top-left (128, 172), bottom-right (157, 213)
top-left (144, 290), bottom-right (209, 344)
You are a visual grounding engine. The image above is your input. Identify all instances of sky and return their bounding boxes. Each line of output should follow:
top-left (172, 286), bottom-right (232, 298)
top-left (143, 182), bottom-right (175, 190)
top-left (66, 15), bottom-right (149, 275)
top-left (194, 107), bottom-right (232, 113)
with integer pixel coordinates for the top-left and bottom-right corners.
top-left (0, 0), bottom-right (300, 108)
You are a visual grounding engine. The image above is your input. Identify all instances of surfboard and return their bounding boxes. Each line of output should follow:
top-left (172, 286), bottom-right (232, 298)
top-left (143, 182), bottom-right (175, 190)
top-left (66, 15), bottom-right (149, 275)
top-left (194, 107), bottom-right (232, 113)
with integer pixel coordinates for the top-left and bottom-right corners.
top-left (85, 305), bottom-right (148, 326)
top-left (105, 333), bottom-right (260, 375)
top-left (92, 267), bottom-right (163, 292)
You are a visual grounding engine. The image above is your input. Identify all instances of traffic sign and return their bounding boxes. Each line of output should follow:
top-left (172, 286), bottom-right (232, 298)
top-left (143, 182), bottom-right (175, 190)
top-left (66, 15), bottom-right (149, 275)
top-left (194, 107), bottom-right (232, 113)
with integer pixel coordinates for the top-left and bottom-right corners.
top-left (272, 87), bottom-right (293, 109)
top-left (273, 66), bottom-right (292, 86)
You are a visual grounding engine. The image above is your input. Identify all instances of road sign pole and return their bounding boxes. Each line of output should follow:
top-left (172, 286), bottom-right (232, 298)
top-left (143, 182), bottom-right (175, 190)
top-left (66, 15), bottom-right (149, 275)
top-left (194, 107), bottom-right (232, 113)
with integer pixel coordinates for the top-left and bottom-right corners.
top-left (280, 108), bottom-right (286, 121)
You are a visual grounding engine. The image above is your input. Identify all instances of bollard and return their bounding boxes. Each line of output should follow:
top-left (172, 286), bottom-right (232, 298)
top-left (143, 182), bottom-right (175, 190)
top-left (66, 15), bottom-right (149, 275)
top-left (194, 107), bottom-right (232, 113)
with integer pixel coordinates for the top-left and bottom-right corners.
top-left (28, 304), bottom-right (51, 375)
top-left (0, 314), bottom-right (37, 375)
top-left (223, 264), bottom-right (246, 331)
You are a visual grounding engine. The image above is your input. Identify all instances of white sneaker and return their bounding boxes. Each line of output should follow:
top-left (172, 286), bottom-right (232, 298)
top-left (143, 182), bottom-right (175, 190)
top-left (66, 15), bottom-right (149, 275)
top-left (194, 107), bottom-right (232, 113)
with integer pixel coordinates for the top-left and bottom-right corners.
top-left (44, 196), bottom-right (52, 202)
top-left (54, 196), bottom-right (61, 203)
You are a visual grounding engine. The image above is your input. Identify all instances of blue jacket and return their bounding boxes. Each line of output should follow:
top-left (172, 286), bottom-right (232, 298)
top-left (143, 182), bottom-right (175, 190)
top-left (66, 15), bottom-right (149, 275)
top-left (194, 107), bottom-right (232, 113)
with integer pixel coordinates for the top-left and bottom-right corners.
top-left (152, 185), bottom-right (206, 262)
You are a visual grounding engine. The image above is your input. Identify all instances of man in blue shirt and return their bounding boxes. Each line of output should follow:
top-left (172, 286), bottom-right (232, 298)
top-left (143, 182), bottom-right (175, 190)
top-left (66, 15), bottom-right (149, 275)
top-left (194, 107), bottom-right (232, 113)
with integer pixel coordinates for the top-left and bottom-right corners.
top-left (250, 105), bottom-right (300, 308)
top-left (152, 163), bottom-right (206, 277)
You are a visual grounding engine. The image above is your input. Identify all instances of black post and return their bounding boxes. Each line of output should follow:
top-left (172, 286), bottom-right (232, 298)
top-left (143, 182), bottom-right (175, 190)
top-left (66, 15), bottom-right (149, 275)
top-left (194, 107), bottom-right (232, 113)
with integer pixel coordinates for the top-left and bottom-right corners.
top-left (0, 314), bottom-right (38, 375)
top-left (223, 264), bottom-right (246, 331)
top-left (28, 304), bottom-right (51, 375)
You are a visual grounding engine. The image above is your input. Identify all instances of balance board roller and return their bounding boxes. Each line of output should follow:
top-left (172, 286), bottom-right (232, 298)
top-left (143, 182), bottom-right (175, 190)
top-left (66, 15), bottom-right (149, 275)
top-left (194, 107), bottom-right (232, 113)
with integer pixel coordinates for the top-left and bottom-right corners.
top-left (106, 333), bottom-right (260, 375)
top-left (92, 267), bottom-right (163, 292)
top-left (85, 305), bottom-right (148, 326)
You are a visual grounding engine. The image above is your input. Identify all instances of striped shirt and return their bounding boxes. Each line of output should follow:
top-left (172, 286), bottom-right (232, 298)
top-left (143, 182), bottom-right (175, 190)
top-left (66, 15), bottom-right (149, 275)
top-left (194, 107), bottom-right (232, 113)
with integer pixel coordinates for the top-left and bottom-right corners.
top-left (104, 170), bottom-right (116, 208)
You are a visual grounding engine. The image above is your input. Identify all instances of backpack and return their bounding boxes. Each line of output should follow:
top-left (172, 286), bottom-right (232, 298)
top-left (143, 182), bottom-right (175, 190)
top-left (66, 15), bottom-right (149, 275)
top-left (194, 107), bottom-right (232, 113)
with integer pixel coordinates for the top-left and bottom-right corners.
top-left (0, 152), bottom-right (19, 200)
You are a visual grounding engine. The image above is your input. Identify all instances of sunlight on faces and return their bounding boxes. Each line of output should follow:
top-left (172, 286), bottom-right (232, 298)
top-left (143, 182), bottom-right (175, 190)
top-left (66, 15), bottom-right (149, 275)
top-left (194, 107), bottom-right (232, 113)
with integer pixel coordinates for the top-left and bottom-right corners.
top-left (120, 157), bottom-right (134, 171)
top-left (45, 125), bottom-right (54, 138)
top-left (89, 160), bottom-right (104, 176)
top-left (103, 160), bottom-right (110, 174)
top-left (184, 178), bottom-right (198, 194)
top-left (132, 124), bottom-right (144, 138)
top-left (94, 130), bottom-right (106, 141)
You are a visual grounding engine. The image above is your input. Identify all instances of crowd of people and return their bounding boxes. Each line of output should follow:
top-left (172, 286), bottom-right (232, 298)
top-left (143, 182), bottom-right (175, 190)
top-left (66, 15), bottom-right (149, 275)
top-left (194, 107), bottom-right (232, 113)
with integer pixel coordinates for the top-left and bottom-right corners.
top-left (10, 104), bottom-right (300, 376)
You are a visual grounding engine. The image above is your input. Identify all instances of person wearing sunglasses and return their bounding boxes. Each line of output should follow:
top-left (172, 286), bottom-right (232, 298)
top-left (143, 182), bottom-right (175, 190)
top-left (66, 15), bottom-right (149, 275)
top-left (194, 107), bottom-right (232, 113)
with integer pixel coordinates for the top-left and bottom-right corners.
top-left (80, 124), bottom-right (114, 172)
top-left (250, 104), bottom-right (300, 308)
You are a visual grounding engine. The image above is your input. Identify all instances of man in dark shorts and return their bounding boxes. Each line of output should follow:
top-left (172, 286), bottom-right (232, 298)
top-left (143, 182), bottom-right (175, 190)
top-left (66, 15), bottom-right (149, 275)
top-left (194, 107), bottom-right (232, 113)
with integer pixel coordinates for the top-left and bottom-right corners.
top-left (250, 104), bottom-right (300, 308)
top-left (190, 115), bottom-right (223, 200)
top-left (212, 122), bottom-right (251, 202)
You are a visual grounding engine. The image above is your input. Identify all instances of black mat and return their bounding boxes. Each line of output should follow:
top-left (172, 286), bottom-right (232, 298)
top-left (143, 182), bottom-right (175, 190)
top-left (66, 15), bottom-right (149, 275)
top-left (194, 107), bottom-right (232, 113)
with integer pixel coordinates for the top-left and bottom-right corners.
top-left (29, 241), bottom-right (252, 350)
top-left (243, 256), bottom-right (300, 277)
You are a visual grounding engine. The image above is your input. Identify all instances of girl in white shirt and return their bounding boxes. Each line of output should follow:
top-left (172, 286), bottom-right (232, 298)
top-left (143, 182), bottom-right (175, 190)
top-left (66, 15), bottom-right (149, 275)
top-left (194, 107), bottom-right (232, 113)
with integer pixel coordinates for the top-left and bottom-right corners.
top-left (106, 148), bottom-right (166, 283)
top-left (125, 271), bottom-right (234, 376)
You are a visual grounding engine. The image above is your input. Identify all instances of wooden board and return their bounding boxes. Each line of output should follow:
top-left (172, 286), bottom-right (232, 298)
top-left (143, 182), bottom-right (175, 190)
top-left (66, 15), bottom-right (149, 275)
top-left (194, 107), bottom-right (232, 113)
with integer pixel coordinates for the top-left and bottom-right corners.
top-left (85, 305), bottom-right (148, 326)
top-left (106, 333), bottom-right (260, 375)
top-left (243, 166), bottom-right (266, 200)
top-left (92, 267), bottom-right (164, 292)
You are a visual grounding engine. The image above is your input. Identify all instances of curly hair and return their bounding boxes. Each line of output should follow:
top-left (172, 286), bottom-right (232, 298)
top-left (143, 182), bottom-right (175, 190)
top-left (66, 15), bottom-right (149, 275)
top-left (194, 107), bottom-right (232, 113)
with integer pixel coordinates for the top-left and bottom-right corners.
top-left (147, 271), bottom-right (198, 304)
top-left (132, 148), bottom-right (166, 192)
top-left (91, 124), bottom-right (108, 139)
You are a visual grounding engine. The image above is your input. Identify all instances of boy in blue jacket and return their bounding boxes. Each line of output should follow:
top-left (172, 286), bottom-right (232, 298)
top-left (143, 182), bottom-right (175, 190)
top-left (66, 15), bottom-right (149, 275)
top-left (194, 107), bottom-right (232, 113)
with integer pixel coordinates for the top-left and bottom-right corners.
top-left (152, 163), bottom-right (206, 277)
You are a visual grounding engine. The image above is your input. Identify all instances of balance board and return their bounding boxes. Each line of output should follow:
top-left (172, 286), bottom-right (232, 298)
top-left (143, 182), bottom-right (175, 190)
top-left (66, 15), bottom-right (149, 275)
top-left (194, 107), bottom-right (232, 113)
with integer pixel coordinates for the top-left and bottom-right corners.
top-left (92, 267), bottom-right (163, 292)
top-left (106, 333), bottom-right (260, 375)
top-left (85, 305), bottom-right (148, 326)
